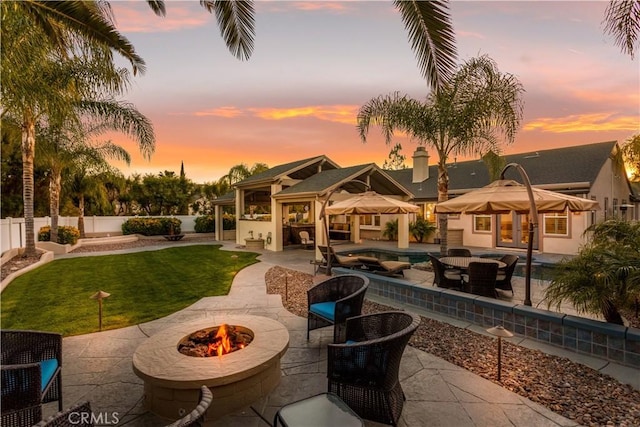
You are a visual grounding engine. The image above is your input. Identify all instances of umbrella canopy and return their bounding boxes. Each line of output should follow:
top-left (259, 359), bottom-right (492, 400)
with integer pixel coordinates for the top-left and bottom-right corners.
top-left (434, 180), bottom-right (600, 214)
top-left (325, 191), bottom-right (420, 215)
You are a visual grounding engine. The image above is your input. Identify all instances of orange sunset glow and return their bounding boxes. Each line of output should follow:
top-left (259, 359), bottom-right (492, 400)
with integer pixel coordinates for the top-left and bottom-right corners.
top-left (105, 1), bottom-right (638, 184)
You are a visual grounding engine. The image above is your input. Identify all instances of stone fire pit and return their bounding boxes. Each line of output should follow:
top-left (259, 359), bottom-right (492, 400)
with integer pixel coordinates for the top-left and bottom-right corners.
top-left (132, 315), bottom-right (289, 421)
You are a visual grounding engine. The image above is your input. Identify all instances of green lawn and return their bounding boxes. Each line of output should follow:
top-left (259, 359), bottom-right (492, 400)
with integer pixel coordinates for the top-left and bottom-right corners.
top-left (0, 245), bottom-right (258, 336)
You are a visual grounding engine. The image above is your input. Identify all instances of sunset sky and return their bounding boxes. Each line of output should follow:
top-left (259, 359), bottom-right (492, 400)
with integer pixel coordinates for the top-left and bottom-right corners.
top-left (107, 1), bottom-right (639, 183)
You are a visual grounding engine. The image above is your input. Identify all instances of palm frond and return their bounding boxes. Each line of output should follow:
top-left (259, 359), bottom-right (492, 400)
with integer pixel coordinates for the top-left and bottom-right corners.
top-left (200, 0), bottom-right (255, 61)
top-left (603, 0), bottom-right (640, 59)
top-left (393, 0), bottom-right (457, 91)
top-left (146, 0), bottom-right (166, 17)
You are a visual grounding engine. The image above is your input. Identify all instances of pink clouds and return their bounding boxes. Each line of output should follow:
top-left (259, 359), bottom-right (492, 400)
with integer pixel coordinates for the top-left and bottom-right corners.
top-left (524, 113), bottom-right (639, 133)
top-left (111, 3), bottom-right (211, 33)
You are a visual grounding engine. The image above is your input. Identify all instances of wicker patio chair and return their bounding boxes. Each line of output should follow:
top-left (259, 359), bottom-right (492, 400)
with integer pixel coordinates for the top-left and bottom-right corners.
top-left (447, 248), bottom-right (472, 257)
top-left (166, 386), bottom-right (213, 427)
top-left (496, 254), bottom-right (519, 294)
top-left (33, 401), bottom-right (93, 427)
top-left (463, 262), bottom-right (499, 298)
top-left (327, 311), bottom-right (420, 426)
top-left (428, 254), bottom-right (462, 290)
top-left (307, 274), bottom-right (369, 342)
top-left (1, 330), bottom-right (63, 427)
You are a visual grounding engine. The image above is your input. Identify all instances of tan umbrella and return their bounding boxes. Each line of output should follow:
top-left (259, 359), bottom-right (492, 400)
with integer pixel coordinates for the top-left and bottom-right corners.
top-left (325, 191), bottom-right (420, 215)
top-left (434, 163), bottom-right (600, 306)
top-left (320, 191), bottom-right (419, 272)
top-left (434, 180), bottom-right (600, 214)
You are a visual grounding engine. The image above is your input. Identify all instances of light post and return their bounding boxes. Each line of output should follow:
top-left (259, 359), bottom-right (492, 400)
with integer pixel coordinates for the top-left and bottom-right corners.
top-left (90, 290), bottom-right (111, 331)
top-left (486, 325), bottom-right (514, 381)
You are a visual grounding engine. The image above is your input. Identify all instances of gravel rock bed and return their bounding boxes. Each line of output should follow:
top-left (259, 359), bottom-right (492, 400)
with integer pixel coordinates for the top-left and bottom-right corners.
top-left (265, 266), bottom-right (640, 427)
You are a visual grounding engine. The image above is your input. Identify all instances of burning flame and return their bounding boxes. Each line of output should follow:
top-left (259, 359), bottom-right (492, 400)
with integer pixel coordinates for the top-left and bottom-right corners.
top-left (207, 324), bottom-right (232, 357)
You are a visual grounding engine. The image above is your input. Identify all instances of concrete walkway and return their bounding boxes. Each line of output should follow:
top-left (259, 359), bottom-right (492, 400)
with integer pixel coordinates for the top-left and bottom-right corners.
top-left (43, 241), bottom-right (635, 426)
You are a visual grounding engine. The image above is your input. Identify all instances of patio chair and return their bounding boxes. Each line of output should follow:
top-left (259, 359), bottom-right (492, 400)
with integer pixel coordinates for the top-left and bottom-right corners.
top-left (447, 248), bottom-right (472, 257)
top-left (496, 254), bottom-right (519, 294)
top-left (1, 330), bottom-right (63, 427)
top-left (428, 254), bottom-right (462, 290)
top-left (299, 231), bottom-right (314, 249)
top-left (357, 256), bottom-right (411, 277)
top-left (166, 386), bottom-right (213, 427)
top-left (307, 274), bottom-right (369, 342)
top-left (317, 245), bottom-right (363, 273)
top-left (33, 401), bottom-right (94, 427)
top-left (463, 262), bottom-right (499, 298)
top-left (327, 311), bottom-right (420, 426)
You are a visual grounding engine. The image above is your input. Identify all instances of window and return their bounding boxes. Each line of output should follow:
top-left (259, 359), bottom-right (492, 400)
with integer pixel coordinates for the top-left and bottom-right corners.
top-left (473, 215), bottom-right (492, 232)
top-left (360, 215), bottom-right (381, 227)
top-left (544, 211), bottom-right (568, 236)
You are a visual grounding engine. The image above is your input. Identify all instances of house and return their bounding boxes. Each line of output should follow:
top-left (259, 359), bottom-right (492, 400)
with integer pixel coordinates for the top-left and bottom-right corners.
top-left (212, 156), bottom-right (415, 251)
top-left (387, 141), bottom-right (637, 255)
top-left (213, 141), bottom-right (636, 256)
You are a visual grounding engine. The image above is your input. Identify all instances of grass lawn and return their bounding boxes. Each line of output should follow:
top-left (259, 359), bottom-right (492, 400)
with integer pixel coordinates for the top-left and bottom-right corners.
top-left (0, 245), bottom-right (259, 336)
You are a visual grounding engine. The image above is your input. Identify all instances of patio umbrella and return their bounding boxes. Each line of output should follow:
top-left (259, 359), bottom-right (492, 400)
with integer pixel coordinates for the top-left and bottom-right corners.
top-left (324, 191), bottom-right (421, 215)
top-left (434, 163), bottom-right (600, 306)
top-left (320, 191), bottom-right (420, 272)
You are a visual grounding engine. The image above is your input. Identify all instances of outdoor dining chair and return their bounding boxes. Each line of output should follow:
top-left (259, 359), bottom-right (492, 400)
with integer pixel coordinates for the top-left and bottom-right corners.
top-left (447, 248), bottom-right (472, 257)
top-left (463, 262), bottom-right (499, 298)
top-left (33, 401), bottom-right (94, 427)
top-left (299, 231), bottom-right (314, 250)
top-left (327, 311), bottom-right (421, 426)
top-left (428, 254), bottom-right (462, 290)
top-left (496, 254), bottom-right (519, 294)
top-left (307, 274), bottom-right (369, 342)
top-left (1, 330), bottom-right (63, 427)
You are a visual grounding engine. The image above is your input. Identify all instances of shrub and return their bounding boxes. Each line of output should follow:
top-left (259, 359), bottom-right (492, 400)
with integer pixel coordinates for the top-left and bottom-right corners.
top-left (38, 226), bottom-right (80, 245)
top-left (122, 217), bottom-right (182, 236)
top-left (194, 215), bottom-right (215, 233)
top-left (410, 217), bottom-right (437, 243)
top-left (382, 219), bottom-right (399, 241)
top-left (222, 213), bottom-right (236, 230)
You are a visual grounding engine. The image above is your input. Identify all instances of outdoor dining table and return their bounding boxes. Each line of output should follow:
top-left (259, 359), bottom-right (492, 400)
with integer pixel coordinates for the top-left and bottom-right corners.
top-left (439, 256), bottom-right (506, 270)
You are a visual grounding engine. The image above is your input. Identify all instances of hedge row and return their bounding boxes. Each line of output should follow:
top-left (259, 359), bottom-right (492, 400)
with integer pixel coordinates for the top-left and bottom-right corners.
top-left (121, 217), bottom-right (182, 236)
top-left (38, 226), bottom-right (80, 245)
top-left (194, 214), bottom-right (236, 233)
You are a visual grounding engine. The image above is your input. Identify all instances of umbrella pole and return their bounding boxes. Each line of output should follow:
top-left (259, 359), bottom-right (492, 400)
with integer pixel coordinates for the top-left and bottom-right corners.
top-left (525, 221), bottom-right (534, 306)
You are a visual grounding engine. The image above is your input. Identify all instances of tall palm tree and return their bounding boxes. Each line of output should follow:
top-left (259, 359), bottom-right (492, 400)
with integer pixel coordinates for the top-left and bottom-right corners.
top-left (357, 55), bottom-right (524, 254)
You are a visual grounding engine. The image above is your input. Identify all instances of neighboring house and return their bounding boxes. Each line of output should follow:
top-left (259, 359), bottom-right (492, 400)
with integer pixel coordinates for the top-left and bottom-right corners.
top-left (212, 141), bottom-right (636, 255)
top-left (387, 141), bottom-right (637, 255)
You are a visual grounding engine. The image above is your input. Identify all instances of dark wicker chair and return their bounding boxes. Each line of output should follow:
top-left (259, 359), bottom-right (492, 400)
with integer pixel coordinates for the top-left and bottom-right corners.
top-left (496, 254), bottom-right (519, 294)
top-left (463, 262), bottom-right (499, 298)
top-left (447, 248), bottom-right (472, 257)
top-left (307, 274), bottom-right (369, 342)
top-left (166, 386), bottom-right (213, 427)
top-left (33, 401), bottom-right (93, 427)
top-left (327, 311), bottom-right (420, 426)
top-left (428, 254), bottom-right (462, 289)
top-left (1, 330), bottom-right (63, 427)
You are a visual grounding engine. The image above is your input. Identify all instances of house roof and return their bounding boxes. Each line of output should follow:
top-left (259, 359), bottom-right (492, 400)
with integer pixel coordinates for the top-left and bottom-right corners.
top-left (210, 190), bottom-right (235, 206)
top-left (234, 155), bottom-right (339, 187)
top-left (274, 163), bottom-right (412, 199)
top-left (387, 141), bottom-right (618, 201)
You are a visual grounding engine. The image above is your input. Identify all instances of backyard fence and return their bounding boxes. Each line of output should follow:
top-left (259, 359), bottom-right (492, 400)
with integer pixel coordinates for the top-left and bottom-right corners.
top-left (1, 216), bottom-right (199, 254)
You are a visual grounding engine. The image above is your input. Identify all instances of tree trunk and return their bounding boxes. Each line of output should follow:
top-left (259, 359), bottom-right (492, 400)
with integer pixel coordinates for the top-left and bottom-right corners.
top-left (602, 299), bottom-right (625, 325)
top-left (21, 112), bottom-right (37, 257)
top-left (49, 172), bottom-right (61, 243)
top-left (437, 160), bottom-right (450, 255)
top-left (78, 194), bottom-right (86, 238)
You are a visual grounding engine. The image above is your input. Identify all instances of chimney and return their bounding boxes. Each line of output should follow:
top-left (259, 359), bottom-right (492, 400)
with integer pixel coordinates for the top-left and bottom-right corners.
top-left (412, 146), bottom-right (429, 183)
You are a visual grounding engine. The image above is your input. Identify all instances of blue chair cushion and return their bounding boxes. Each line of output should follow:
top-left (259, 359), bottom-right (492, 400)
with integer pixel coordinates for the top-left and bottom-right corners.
top-left (40, 358), bottom-right (59, 391)
top-left (309, 301), bottom-right (336, 321)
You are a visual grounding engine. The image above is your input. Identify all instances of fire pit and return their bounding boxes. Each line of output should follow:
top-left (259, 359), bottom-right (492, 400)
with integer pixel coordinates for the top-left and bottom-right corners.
top-left (133, 315), bottom-right (289, 421)
top-left (177, 324), bottom-right (254, 357)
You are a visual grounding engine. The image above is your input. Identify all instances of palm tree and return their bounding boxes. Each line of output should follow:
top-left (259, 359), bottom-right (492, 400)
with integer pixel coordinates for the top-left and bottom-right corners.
top-left (545, 219), bottom-right (640, 325)
top-left (603, 0), bottom-right (640, 59)
top-left (357, 55), bottom-right (524, 254)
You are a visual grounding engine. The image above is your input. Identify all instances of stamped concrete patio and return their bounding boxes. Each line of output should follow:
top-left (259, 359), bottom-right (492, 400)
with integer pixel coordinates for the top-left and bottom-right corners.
top-left (45, 240), bottom-right (636, 426)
